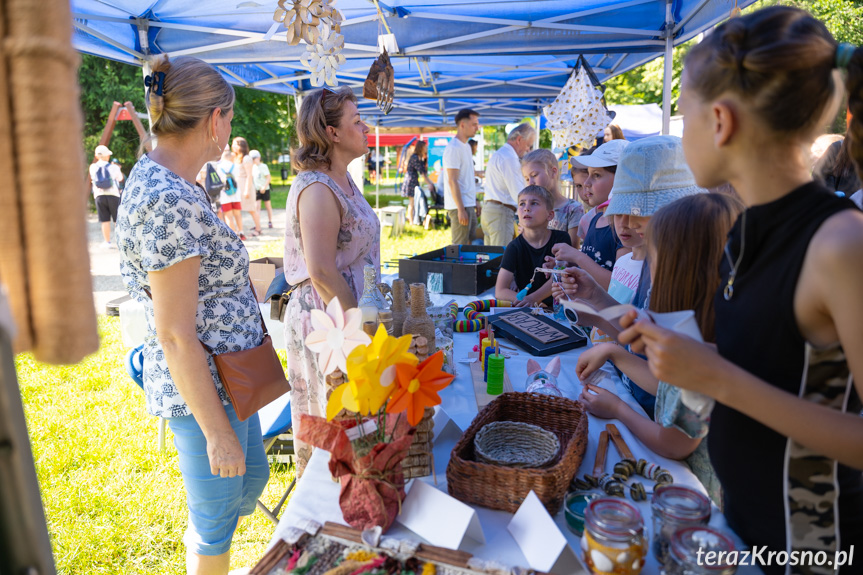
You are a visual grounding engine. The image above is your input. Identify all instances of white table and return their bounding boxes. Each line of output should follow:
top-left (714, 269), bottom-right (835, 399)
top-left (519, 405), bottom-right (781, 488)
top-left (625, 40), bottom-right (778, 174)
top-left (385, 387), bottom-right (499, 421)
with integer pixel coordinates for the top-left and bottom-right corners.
top-left (270, 309), bottom-right (760, 574)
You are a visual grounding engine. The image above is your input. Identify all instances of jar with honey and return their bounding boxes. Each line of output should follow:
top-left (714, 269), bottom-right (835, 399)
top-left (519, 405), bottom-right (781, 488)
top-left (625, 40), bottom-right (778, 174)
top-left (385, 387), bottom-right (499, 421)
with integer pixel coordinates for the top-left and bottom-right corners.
top-left (581, 498), bottom-right (647, 575)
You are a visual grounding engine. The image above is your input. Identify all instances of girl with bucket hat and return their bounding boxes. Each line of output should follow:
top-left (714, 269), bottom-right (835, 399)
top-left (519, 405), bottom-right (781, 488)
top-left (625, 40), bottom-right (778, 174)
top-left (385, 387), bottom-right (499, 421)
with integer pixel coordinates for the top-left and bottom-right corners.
top-left (619, 7), bottom-right (863, 569)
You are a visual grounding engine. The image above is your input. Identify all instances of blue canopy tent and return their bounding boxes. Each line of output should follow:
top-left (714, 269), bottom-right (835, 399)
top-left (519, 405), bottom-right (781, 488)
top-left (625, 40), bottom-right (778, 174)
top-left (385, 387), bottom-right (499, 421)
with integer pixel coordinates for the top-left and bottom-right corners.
top-left (70, 0), bottom-right (758, 129)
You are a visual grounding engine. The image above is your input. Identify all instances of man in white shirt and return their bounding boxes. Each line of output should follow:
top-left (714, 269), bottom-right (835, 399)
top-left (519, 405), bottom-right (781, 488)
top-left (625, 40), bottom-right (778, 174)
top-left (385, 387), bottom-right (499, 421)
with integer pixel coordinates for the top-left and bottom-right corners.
top-left (443, 109), bottom-right (481, 245)
top-left (481, 123), bottom-right (535, 246)
top-left (88, 144), bottom-right (124, 248)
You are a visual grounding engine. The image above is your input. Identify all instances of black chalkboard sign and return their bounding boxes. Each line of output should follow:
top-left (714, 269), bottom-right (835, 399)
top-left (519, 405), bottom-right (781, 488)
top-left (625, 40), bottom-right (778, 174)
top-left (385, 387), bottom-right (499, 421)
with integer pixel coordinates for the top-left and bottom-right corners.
top-left (488, 309), bottom-right (588, 357)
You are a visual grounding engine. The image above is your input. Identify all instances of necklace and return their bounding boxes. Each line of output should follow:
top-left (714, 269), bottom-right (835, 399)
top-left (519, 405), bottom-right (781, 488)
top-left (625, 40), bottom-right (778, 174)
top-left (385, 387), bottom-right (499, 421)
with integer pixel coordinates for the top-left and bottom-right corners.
top-left (722, 210), bottom-right (746, 301)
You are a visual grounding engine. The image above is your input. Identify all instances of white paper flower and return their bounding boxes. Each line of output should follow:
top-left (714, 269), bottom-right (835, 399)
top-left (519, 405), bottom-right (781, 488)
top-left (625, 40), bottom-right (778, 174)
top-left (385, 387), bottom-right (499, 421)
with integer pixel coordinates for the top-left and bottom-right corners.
top-left (300, 27), bottom-right (346, 86)
top-left (304, 297), bottom-right (371, 376)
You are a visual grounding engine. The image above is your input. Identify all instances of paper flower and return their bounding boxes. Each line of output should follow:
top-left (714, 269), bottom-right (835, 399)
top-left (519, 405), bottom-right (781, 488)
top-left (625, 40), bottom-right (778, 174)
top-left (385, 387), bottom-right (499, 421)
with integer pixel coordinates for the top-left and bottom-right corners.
top-left (386, 351), bottom-right (455, 426)
top-left (305, 296), bottom-right (370, 376)
top-left (300, 26), bottom-right (346, 86)
top-left (326, 325), bottom-right (417, 420)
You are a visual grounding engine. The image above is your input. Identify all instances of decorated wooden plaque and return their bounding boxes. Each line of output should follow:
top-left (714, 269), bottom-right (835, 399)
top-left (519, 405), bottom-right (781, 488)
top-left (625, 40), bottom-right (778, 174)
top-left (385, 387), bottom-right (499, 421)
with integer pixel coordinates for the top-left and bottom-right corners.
top-left (498, 310), bottom-right (570, 344)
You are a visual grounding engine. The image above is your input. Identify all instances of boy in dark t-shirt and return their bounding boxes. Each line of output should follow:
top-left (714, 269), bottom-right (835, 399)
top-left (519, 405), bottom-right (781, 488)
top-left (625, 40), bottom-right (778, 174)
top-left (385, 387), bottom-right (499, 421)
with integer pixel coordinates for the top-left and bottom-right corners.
top-left (495, 185), bottom-right (571, 308)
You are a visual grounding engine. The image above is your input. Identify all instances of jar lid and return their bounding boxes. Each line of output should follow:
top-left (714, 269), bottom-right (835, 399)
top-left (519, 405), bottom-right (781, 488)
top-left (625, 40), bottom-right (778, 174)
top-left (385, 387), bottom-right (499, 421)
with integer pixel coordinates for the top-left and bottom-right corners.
top-left (651, 485), bottom-right (711, 523)
top-left (671, 526), bottom-right (736, 569)
top-left (585, 498), bottom-right (644, 539)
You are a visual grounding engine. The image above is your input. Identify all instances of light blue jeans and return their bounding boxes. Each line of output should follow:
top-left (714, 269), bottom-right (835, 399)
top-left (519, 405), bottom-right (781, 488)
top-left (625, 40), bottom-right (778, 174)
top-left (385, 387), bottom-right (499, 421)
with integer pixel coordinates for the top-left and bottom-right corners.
top-left (168, 404), bottom-right (269, 556)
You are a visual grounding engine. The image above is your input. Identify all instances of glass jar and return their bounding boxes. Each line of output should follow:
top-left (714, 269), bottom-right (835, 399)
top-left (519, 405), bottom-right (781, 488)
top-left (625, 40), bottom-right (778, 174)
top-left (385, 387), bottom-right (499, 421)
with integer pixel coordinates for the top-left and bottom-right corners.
top-left (357, 265), bottom-right (388, 325)
top-left (581, 498), bottom-right (647, 575)
top-left (564, 491), bottom-right (598, 536)
top-left (665, 526), bottom-right (737, 575)
top-left (651, 485), bottom-right (711, 568)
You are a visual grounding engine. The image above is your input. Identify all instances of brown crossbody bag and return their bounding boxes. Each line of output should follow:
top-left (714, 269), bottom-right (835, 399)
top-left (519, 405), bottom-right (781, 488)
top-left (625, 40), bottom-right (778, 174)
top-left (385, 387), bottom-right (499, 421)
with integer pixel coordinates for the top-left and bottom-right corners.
top-left (144, 281), bottom-right (291, 421)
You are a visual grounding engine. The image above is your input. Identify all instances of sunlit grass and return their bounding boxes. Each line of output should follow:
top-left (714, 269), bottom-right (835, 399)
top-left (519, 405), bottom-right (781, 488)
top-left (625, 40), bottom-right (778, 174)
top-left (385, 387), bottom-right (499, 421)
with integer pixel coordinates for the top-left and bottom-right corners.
top-left (16, 317), bottom-right (295, 574)
top-left (16, 220), bottom-right (448, 573)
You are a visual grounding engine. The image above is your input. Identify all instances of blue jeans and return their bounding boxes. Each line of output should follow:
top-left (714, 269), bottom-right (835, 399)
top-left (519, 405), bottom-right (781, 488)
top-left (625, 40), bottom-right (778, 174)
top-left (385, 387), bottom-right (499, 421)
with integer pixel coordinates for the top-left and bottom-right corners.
top-left (168, 404), bottom-right (269, 556)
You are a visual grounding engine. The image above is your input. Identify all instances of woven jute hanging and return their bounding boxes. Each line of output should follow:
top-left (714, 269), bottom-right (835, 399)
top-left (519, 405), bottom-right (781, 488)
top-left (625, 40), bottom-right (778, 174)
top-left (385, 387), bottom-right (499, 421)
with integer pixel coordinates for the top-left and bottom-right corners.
top-left (0, 0), bottom-right (98, 363)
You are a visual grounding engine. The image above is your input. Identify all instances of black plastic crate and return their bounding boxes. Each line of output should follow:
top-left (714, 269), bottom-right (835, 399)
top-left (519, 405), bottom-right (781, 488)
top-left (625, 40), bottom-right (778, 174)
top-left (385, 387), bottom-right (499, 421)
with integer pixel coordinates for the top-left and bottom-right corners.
top-left (398, 244), bottom-right (504, 296)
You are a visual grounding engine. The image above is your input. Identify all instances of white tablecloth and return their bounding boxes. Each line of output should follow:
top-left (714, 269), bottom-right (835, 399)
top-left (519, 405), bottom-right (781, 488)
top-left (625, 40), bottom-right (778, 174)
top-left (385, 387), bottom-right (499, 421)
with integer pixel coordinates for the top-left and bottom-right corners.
top-left (270, 309), bottom-right (761, 574)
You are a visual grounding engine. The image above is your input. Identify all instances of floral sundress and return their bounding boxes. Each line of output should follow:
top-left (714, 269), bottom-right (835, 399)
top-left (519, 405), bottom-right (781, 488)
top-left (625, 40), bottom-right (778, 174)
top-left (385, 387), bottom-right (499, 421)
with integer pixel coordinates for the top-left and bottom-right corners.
top-left (283, 170), bottom-right (380, 474)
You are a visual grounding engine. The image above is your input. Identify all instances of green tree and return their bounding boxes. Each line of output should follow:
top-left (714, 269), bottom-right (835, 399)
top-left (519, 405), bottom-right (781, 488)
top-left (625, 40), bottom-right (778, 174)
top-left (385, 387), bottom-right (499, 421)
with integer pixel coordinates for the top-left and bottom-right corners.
top-left (602, 0), bottom-right (862, 116)
top-left (78, 54), bottom-right (296, 171)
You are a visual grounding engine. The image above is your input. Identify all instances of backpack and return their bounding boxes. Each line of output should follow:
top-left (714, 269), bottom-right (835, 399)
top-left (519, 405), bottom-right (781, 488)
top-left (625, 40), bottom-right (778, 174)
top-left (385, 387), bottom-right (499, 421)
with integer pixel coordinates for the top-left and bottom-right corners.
top-left (203, 163), bottom-right (225, 201)
top-left (222, 163), bottom-right (238, 196)
top-left (94, 164), bottom-right (113, 189)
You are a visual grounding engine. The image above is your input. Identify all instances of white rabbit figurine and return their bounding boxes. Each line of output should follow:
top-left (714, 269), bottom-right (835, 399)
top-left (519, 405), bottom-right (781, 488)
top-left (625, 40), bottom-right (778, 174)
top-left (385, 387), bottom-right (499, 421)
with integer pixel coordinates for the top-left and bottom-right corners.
top-left (525, 357), bottom-right (563, 397)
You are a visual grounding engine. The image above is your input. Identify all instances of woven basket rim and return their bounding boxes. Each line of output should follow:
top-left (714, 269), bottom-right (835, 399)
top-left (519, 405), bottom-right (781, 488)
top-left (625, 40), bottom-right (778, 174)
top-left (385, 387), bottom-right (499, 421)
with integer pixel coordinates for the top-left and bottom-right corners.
top-left (474, 421), bottom-right (561, 468)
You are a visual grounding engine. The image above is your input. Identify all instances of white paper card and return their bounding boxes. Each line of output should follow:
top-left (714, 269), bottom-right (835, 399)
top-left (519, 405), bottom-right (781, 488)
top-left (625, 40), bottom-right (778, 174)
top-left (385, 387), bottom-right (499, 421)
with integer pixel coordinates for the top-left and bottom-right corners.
top-left (508, 491), bottom-right (577, 573)
top-left (397, 480), bottom-right (485, 550)
top-left (345, 419), bottom-right (378, 441)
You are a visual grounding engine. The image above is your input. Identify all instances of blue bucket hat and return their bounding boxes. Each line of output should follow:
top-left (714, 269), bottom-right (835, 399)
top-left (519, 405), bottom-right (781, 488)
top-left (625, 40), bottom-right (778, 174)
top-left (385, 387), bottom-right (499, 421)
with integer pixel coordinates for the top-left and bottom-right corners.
top-left (605, 135), bottom-right (706, 217)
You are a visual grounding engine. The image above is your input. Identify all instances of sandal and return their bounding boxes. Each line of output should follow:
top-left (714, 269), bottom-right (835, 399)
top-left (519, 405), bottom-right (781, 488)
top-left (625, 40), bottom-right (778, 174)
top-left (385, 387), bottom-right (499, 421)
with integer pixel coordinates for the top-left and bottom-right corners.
top-left (268, 222), bottom-right (273, 228)
top-left (250, 229), bottom-right (261, 237)
top-left (239, 233), bottom-right (247, 241)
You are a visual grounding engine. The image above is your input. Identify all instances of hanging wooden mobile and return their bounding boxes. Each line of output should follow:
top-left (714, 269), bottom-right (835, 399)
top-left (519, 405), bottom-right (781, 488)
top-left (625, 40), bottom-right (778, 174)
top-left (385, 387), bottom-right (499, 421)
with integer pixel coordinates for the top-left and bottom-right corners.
top-left (363, 49), bottom-right (395, 114)
top-left (274, 0), bottom-right (346, 87)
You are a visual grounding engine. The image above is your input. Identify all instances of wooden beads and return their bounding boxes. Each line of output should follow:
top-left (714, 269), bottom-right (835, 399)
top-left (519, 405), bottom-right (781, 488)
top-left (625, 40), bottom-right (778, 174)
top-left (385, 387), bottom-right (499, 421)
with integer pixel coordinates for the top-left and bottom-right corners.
top-left (630, 482), bottom-right (647, 501)
top-left (570, 458), bottom-right (674, 503)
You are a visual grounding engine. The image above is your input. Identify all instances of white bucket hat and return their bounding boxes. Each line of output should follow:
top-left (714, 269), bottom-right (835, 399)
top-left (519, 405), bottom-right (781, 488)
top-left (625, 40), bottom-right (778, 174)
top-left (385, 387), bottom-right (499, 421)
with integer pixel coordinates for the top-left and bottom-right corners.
top-left (605, 135), bottom-right (706, 217)
top-left (569, 139), bottom-right (630, 169)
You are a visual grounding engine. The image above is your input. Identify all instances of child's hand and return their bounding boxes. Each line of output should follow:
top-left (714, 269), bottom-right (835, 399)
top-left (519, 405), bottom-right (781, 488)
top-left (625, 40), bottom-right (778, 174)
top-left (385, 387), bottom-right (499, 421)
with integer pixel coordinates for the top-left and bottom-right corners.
top-left (559, 266), bottom-right (600, 301)
top-left (551, 243), bottom-right (579, 263)
top-left (575, 342), bottom-right (615, 381)
top-left (579, 384), bottom-right (624, 420)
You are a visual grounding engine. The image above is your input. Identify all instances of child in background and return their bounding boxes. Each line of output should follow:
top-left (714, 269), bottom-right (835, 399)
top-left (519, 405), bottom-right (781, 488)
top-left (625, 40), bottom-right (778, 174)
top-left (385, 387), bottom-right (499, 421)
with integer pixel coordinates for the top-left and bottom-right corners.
top-left (496, 185), bottom-right (571, 308)
top-left (521, 148), bottom-right (583, 246)
top-left (571, 152), bottom-right (594, 243)
top-left (552, 139), bottom-right (630, 289)
top-left (576, 193), bottom-right (744, 504)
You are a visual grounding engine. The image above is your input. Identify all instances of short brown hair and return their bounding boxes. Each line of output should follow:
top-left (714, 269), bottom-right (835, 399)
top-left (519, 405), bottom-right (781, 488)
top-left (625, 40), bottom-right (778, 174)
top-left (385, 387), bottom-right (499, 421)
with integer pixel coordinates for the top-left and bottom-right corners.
top-left (146, 55), bottom-right (234, 139)
top-left (647, 194), bottom-right (744, 342)
top-left (517, 185), bottom-right (553, 210)
top-left (294, 87), bottom-right (358, 171)
top-left (455, 109), bottom-right (479, 125)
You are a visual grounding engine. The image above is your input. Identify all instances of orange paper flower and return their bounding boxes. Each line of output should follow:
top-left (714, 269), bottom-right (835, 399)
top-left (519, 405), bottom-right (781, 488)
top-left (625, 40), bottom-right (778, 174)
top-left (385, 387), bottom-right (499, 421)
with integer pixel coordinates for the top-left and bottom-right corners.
top-left (386, 351), bottom-right (454, 426)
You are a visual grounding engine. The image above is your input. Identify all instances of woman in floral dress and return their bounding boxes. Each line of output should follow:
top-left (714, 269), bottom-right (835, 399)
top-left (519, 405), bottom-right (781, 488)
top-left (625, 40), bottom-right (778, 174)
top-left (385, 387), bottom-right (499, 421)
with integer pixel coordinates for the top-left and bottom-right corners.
top-left (283, 87), bottom-right (380, 475)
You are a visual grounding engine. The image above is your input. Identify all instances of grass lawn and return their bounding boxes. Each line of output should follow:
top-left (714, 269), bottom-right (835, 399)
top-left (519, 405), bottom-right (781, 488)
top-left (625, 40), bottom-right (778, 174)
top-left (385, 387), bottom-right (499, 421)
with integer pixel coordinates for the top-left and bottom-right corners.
top-left (15, 222), bottom-right (451, 574)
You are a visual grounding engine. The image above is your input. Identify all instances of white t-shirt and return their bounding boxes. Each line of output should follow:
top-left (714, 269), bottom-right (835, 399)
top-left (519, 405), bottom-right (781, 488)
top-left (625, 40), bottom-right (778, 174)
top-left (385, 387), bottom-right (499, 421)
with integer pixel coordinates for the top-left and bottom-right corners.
top-left (89, 160), bottom-right (122, 198)
top-left (442, 137), bottom-right (476, 210)
top-left (253, 162), bottom-right (271, 191)
top-left (484, 142), bottom-right (522, 207)
top-left (607, 252), bottom-right (644, 305)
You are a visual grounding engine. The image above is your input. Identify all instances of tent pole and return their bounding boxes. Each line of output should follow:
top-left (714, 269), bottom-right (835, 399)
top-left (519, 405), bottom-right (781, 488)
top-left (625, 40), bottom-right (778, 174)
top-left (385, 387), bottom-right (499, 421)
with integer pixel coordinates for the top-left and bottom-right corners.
top-left (661, 0), bottom-right (674, 135)
top-left (375, 124), bottom-right (380, 209)
top-left (535, 114), bottom-right (541, 149)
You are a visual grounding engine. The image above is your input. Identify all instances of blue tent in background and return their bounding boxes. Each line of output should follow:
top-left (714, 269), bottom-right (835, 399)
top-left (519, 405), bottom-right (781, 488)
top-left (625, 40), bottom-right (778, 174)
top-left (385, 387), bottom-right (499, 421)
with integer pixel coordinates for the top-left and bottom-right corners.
top-left (70, 0), bottom-right (759, 128)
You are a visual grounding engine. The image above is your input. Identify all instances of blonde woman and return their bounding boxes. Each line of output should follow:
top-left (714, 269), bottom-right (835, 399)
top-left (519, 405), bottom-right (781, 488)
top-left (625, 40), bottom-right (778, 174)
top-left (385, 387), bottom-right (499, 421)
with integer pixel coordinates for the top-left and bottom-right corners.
top-left (117, 56), bottom-right (269, 575)
top-left (282, 87), bottom-right (380, 475)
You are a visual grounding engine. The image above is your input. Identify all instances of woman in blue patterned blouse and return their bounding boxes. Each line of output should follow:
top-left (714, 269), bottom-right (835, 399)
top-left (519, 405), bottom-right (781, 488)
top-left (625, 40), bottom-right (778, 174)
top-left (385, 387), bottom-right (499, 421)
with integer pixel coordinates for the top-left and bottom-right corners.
top-left (116, 56), bottom-right (269, 575)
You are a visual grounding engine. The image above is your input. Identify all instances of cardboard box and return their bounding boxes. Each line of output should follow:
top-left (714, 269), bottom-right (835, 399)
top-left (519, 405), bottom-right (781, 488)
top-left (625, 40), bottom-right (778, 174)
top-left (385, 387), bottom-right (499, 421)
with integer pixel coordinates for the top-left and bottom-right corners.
top-left (398, 245), bottom-right (504, 295)
top-left (249, 257), bottom-right (284, 303)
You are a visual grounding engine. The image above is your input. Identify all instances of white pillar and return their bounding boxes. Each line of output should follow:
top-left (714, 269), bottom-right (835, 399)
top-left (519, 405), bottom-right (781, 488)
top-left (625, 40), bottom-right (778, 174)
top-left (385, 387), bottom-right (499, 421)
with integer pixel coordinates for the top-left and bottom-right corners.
top-left (375, 124), bottom-right (380, 209)
top-left (661, 0), bottom-right (674, 135)
top-left (535, 114), bottom-right (541, 149)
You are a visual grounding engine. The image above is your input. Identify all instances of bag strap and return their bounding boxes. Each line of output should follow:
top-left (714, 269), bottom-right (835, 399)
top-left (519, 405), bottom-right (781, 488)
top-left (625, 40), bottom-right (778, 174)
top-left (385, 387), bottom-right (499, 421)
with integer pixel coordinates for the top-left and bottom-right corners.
top-left (142, 278), bottom-right (268, 354)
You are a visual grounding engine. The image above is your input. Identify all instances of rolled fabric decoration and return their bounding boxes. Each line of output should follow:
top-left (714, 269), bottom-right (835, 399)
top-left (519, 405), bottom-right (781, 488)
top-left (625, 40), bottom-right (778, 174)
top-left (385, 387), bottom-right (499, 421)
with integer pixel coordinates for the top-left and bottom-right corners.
top-left (454, 299), bottom-right (513, 332)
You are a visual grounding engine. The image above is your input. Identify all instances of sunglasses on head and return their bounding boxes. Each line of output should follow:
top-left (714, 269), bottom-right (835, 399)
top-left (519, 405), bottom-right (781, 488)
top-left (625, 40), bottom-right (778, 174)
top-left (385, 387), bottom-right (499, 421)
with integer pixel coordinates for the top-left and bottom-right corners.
top-left (320, 87), bottom-right (339, 108)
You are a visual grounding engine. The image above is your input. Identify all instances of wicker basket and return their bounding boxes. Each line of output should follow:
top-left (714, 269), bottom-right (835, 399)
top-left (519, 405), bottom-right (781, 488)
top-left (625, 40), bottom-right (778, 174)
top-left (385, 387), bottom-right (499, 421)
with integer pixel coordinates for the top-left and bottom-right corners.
top-left (446, 392), bottom-right (588, 514)
top-left (474, 421), bottom-right (560, 468)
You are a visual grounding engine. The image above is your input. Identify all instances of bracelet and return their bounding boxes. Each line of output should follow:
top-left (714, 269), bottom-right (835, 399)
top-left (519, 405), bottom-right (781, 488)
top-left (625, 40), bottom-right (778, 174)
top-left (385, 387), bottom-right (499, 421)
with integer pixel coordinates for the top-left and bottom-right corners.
top-left (454, 298), bottom-right (513, 332)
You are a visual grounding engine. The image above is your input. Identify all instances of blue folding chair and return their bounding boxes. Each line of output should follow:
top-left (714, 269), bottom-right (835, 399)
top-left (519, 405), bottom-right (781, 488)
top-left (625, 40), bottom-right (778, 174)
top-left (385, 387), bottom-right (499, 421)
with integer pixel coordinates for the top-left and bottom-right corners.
top-left (256, 393), bottom-right (295, 524)
top-left (125, 344), bottom-right (168, 452)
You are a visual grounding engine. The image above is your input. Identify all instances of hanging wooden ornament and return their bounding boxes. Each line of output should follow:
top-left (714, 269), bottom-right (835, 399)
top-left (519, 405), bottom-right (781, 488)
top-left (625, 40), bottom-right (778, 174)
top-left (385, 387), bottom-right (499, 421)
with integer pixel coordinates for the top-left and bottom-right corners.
top-left (276, 0), bottom-right (347, 86)
top-left (363, 49), bottom-right (395, 114)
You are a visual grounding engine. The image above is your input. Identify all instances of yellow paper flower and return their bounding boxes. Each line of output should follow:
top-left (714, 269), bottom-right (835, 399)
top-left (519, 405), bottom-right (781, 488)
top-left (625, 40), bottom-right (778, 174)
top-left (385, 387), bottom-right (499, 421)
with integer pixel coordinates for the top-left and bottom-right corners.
top-left (386, 351), bottom-right (454, 426)
top-left (326, 324), bottom-right (418, 420)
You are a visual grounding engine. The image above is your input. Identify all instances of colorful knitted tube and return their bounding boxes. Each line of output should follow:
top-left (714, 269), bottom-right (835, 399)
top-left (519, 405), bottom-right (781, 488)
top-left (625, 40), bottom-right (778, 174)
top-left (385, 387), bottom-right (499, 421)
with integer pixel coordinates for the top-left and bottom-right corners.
top-left (454, 299), bottom-right (513, 332)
